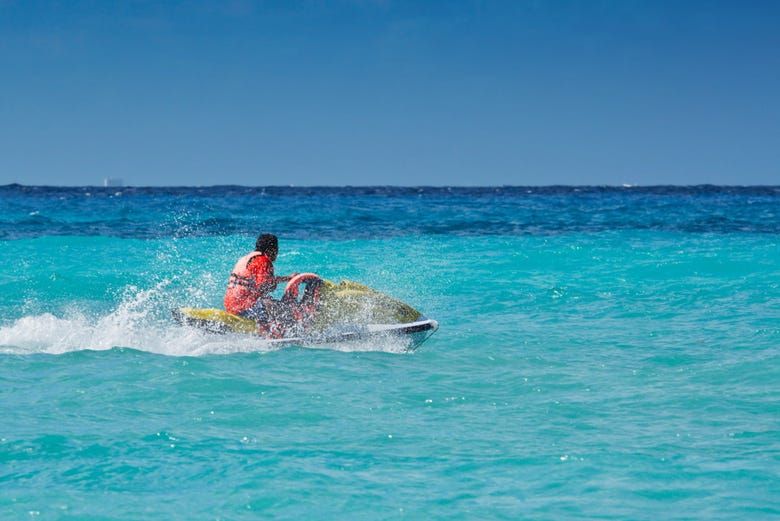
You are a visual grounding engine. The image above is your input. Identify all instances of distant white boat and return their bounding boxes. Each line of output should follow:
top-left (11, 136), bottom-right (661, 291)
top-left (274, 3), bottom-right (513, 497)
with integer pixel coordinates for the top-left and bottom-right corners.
top-left (103, 178), bottom-right (123, 187)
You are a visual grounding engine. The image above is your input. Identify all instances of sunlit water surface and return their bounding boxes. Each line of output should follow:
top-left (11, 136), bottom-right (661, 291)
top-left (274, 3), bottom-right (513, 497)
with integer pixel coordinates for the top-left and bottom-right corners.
top-left (1, 186), bottom-right (778, 519)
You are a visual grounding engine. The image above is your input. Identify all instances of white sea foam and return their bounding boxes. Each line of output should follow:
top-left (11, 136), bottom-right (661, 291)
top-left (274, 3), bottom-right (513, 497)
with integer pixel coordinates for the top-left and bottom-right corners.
top-left (0, 283), bottom-right (412, 356)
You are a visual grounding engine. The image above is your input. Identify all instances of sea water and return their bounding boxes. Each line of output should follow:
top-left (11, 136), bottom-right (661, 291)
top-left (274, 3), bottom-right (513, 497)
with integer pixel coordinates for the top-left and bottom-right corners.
top-left (0, 185), bottom-right (778, 519)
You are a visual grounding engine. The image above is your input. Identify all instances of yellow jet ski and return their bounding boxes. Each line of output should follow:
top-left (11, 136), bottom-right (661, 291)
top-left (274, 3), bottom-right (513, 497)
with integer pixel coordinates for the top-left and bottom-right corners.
top-left (172, 274), bottom-right (438, 350)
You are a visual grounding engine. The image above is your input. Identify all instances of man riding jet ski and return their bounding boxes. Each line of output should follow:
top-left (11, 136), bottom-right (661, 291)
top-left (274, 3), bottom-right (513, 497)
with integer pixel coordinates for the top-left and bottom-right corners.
top-left (172, 233), bottom-right (438, 349)
top-left (223, 233), bottom-right (298, 337)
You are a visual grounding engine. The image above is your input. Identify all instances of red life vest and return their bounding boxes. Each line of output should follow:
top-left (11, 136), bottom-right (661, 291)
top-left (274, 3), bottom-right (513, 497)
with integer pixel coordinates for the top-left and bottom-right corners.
top-left (224, 251), bottom-right (274, 314)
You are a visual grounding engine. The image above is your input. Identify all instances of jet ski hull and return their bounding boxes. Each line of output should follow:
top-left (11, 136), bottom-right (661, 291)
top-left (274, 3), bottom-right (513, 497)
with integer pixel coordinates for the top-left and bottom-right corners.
top-left (172, 308), bottom-right (438, 351)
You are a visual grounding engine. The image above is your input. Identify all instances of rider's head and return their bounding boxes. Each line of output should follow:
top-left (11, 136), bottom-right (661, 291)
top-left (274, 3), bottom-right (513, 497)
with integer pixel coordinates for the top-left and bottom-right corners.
top-left (255, 233), bottom-right (279, 261)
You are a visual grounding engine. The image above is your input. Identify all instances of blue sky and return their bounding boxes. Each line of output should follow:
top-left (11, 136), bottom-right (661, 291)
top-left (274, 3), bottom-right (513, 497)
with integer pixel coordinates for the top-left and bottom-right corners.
top-left (1, 0), bottom-right (778, 186)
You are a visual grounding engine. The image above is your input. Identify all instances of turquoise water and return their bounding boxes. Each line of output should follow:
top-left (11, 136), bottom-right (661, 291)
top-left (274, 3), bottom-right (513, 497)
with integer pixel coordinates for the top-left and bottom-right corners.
top-left (1, 186), bottom-right (779, 519)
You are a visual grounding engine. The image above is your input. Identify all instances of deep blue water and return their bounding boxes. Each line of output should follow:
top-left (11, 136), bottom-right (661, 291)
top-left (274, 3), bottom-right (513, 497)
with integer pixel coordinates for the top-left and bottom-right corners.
top-left (2, 185), bottom-right (779, 240)
top-left (1, 185), bottom-right (779, 519)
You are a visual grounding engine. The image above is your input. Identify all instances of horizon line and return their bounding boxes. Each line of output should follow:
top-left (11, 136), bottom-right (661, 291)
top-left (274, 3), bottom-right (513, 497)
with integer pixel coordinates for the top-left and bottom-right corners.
top-left (3, 183), bottom-right (780, 189)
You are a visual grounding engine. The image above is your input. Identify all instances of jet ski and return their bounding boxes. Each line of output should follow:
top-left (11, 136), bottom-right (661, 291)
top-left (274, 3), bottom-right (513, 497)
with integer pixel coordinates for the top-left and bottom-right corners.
top-left (172, 273), bottom-right (438, 350)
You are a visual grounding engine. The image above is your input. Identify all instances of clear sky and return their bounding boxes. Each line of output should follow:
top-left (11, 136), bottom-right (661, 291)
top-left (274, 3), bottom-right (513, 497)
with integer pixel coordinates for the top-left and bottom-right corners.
top-left (1, 0), bottom-right (778, 186)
